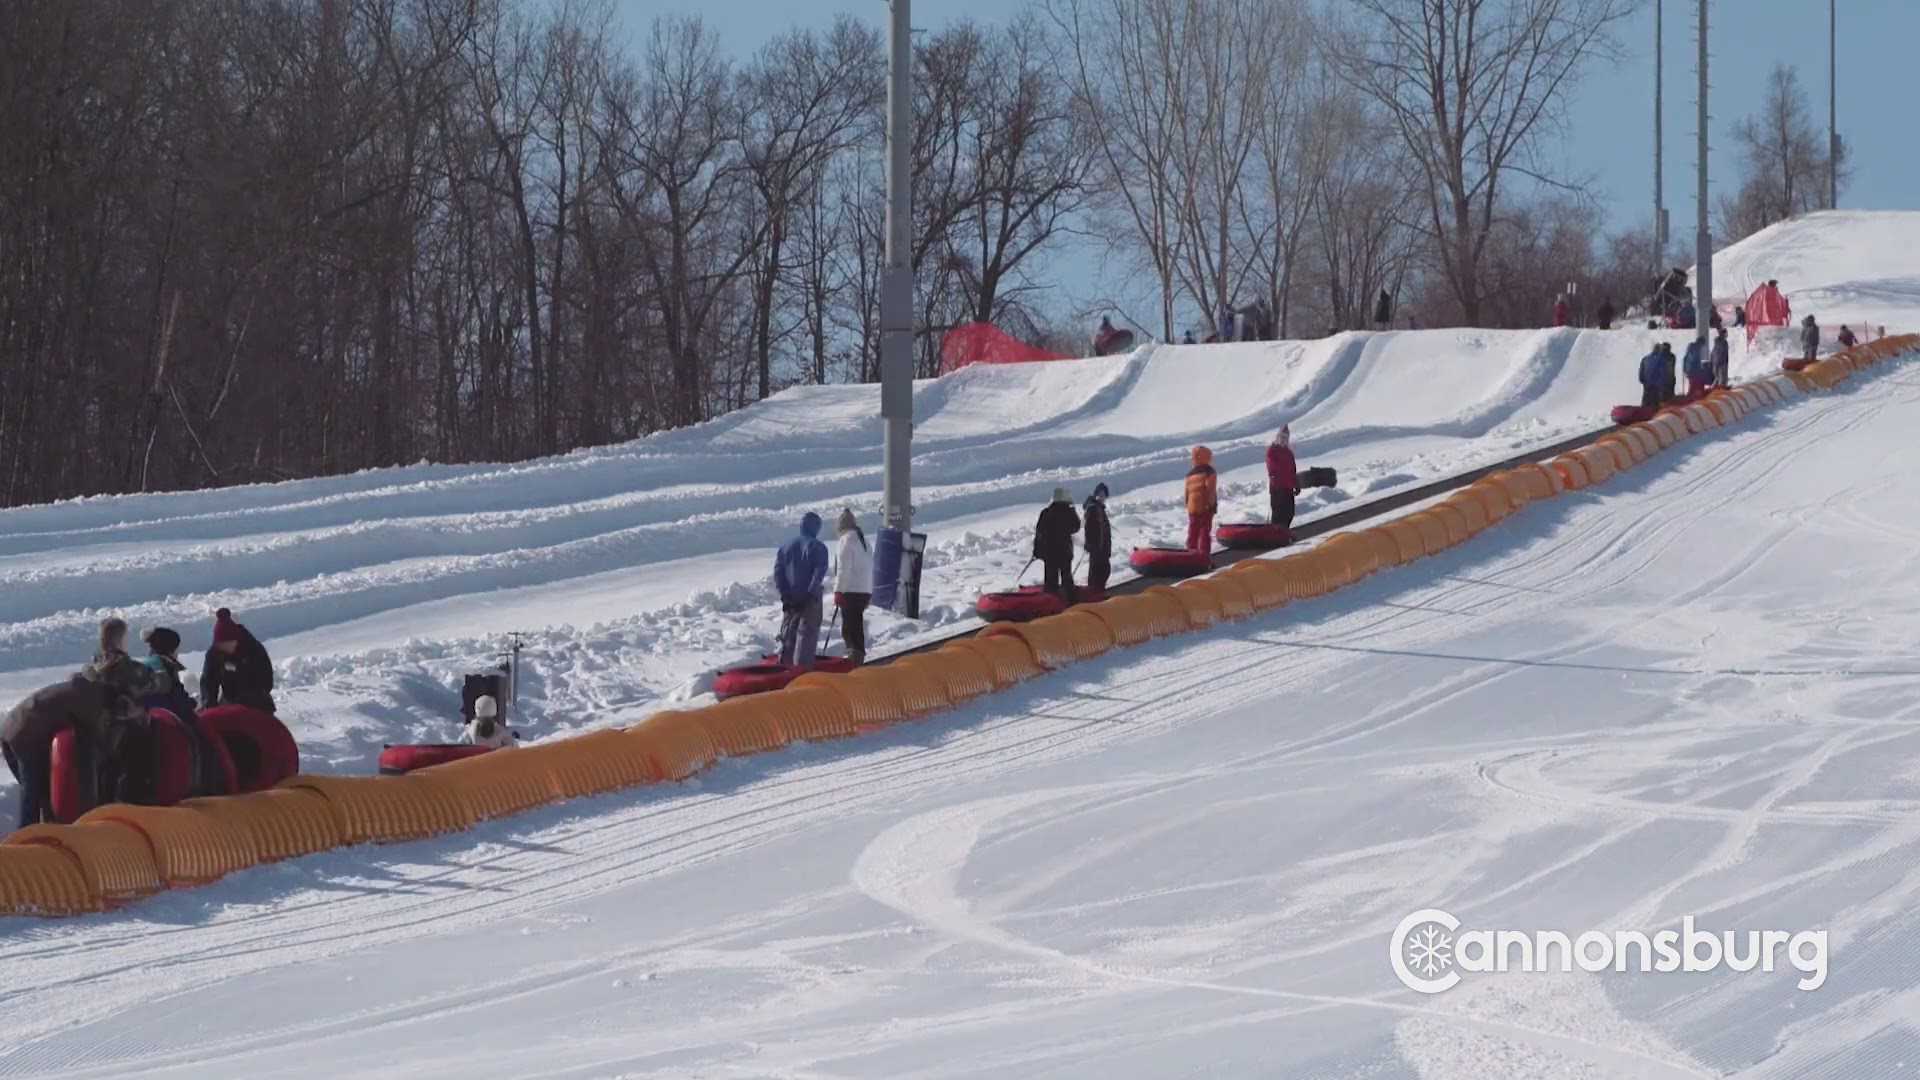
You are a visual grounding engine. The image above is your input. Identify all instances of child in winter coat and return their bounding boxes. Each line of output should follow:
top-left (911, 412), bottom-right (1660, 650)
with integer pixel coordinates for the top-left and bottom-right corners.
top-left (774, 513), bottom-right (831, 668)
top-left (138, 626), bottom-right (199, 724)
top-left (1710, 329), bottom-right (1731, 388)
top-left (1264, 427), bottom-right (1299, 540)
top-left (1185, 446), bottom-right (1218, 553)
top-left (1082, 484), bottom-right (1113, 593)
top-left (831, 509), bottom-right (874, 665)
top-left (462, 695), bottom-right (516, 749)
top-left (1682, 339), bottom-right (1708, 396)
top-left (1801, 316), bottom-right (1821, 363)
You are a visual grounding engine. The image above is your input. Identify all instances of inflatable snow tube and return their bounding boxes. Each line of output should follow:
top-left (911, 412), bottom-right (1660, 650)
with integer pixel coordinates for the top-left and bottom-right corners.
top-left (1129, 546), bottom-right (1214, 578)
top-left (975, 585), bottom-right (1107, 622)
top-left (1783, 356), bottom-right (1815, 372)
top-left (378, 743), bottom-right (496, 775)
top-left (757, 654), bottom-right (857, 675)
top-left (47, 729), bottom-right (89, 824)
top-left (1215, 522), bottom-right (1293, 550)
top-left (1611, 404), bottom-right (1658, 425)
top-left (194, 704), bottom-right (300, 792)
top-left (1093, 328), bottom-right (1136, 356)
top-left (45, 708), bottom-right (198, 822)
top-left (715, 663), bottom-right (806, 699)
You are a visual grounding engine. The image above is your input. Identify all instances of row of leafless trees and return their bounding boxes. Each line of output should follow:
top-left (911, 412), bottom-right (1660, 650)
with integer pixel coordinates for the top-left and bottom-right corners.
top-left (11, 0), bottom-right (1806, 508)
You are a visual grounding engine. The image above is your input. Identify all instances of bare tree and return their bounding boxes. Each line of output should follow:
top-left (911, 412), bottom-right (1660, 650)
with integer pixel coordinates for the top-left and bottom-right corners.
top-left (1334, 0), bottom-right (1633, 325)
top-left (1716, 63), bottom-right (1849, 243)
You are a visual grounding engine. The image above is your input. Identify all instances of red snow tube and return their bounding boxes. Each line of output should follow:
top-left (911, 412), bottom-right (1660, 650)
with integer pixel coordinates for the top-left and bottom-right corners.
top-left (1783, 356), bottom-right (1815, 372)
top-left (378, 743), bottom-right (496, 775)
top-left (1215, 522), bottom-right (1293, 550)
top-left (975, 585), bottom-right (1107, 622)
top-left (758, 654), bottom-right (856, 675)
top-left (1610, 404), bottom-right (1658, 425)
top-left (195, 704), bottom-right (299, 792)
top-left (1129, 546), bottom-right (1214, 578)
top-left (46, 708), bottom-right (198, 823)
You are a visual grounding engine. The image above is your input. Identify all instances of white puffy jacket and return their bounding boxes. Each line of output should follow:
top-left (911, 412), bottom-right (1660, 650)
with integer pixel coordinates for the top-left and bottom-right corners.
top-left (833, 530), bottom-right (874, 596)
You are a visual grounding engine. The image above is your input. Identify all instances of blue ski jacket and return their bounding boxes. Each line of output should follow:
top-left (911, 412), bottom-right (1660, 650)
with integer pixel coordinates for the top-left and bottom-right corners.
top-left (774, 513), bottom-right (830, 599)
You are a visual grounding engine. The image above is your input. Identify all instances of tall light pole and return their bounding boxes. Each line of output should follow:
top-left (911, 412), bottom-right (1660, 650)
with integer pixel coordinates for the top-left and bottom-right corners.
top-left (1829, 0), bottom-right (1838, 209)
top-left (1654, 0), bottom-right (1665, 271)
top-left (1695, 0), bottom-right (1711, 352)
top-left (880, 0), bottom-right (913, 534)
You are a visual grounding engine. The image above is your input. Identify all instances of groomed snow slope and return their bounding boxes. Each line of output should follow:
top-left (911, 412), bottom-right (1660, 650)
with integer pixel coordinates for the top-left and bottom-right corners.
top-left (4, 350), bottom-right (1918, 1078)
top-left (1707, 209), bottom-right (1920, 333)
top-left (0, 326), bottom-right (1721, 775)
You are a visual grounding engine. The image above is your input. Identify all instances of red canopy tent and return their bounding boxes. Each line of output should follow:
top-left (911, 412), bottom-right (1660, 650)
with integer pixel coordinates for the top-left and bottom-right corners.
top-left (1744, 282), bottom-right (1791, 343)
top-left (938, 322), bottom-right (1072, 376)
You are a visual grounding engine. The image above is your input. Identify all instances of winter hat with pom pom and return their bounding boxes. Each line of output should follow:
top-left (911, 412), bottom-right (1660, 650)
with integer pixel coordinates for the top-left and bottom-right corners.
top-left (142, 626), bottom-right (182, 656)
top-left (212, 608), bottom-right (240, 645)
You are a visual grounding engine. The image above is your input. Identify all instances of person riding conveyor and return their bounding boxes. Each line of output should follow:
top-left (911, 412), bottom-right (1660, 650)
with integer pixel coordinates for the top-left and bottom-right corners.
top-left (1034, 487), bottom-right (1081, 604)
top-left (1185, 447), bottom-right (1218, 553)
top-left (1083, 484), bottom-right (1113, 594)
top-left (1265, 426), bottom-right (1300, 540)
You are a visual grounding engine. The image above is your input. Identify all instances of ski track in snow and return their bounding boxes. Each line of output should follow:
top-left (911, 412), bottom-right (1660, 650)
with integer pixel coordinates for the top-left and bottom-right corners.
top-left (3, 351), bottom-right (1920, 1076)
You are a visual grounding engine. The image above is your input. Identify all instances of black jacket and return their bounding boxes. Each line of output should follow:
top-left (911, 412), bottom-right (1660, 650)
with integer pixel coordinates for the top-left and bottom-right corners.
top-left (1082, 497), bottom-right (1111, 556)
top-left (1033, 501), bottom-right (1081, 561)
top-left (3, 676), bottom-right (130, 754)
top-left (201, 626), bottom-right (276, 714)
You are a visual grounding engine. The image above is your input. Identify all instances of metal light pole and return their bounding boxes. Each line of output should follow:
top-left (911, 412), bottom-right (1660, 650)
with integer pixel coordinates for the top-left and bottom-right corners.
top-left (880, 0), bottom-right (913, 533)
top-left (1654, 0), bottom-right (1665, 270)
top-left (1694, 0), bottom-right (1711, 351)
top-left (1829, 0), bottom-right (1838, 209)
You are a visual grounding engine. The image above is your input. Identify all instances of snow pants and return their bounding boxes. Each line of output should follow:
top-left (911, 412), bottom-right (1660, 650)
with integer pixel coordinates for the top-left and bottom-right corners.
top-left (1186, 513), bottom-right (1214, 553)
top-left (837, 592), bottom-right (870, 663)
top-left (1086, 549), bottom-right (1111, 593)
top-left (1270, 488), bottom-right (1295, 536)
top-left (1042, 557), bottom-right (1078, 603)
top-left (3, 740), bottom-right (51, 830)
top-left (779, 594), bottom-right (824, 668)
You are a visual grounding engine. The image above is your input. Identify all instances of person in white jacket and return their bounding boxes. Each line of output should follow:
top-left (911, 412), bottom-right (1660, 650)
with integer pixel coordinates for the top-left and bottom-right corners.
top-left (462, 695), bottom-right (516, 749)
top-left (831, 508), bottom-right (874, 665)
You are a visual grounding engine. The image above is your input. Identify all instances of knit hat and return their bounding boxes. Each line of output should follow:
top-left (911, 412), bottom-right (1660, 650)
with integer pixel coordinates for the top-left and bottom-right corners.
top-left (1092, 482), bottom-right (1109, 500)
top-left (474, 695), bottom-right (498, 719)
top-left (213, 608), bottom-right (240, 645)
top-left (1052, 486), bottom-right (1071, 503)
top-left (141, 626), bottom-right (182, 656)
top-left (837, 508), bottom-right (858, 535)
top-left (1273, 425), bottom-right (1290, 448)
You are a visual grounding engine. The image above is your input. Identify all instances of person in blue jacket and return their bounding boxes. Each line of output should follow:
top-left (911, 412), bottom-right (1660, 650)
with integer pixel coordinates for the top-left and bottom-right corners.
top-left (1637, 346), bottom-right (1665, 409)
top-left (773, 512), bottom-right (831, 668)
top-left (1682, 338), bottom-right (1707, 396)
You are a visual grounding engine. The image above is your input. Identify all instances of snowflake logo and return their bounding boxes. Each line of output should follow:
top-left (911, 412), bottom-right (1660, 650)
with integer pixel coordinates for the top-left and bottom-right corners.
top-left (1404, 923), bottom-right (1454, 978)
top-left (1389, 908), bottom-right (1464, 993)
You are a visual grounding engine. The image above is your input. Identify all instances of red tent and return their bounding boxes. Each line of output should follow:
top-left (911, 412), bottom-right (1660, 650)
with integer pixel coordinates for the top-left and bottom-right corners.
top-left (938, 322), bottom-right (1072, 376)
top-left (1744, 282), bottom-right (1791, 343)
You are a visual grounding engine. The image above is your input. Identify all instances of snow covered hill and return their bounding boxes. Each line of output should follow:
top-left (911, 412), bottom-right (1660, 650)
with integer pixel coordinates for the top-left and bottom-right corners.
top-left (3, 330), bottom-right (1917, 1079)
top-left (1707, 209), bottom-right (1920, 333)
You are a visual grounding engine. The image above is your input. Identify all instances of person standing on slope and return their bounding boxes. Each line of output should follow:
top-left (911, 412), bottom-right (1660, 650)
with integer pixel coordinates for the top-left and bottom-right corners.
top-left (1185, 446), bottom-right (1219, 553)
top-left (1595, 297), bottom-right (1616, 330)
top-left (1553, 294), bottom-right (1571, 327)
top-left (1837, 324), bottom-right (1858, 349)
top-left (830, 508), bottom-right (874, 666)
top-left (1083, 484), bottom-right (1113, 593)
top-left (1801, 315), bottom-right (1821, 364)
top-left (1637, 345), bottom-right (1666, 409)
top-left (1682, 337), bottom-right (1708, 397)
top-left (1710, 328), bottom-right (1731, 389)
top-left (201, 608), bottom-right (277, 714)
top-left (1265, 427), bottom-right (1300, 542)
top-left (1373, 289), bottom-right (1393, 329)
top-left (1033, 487), bottom-right (1081, 603)
top-left (774, 513), bottom-right (831, 668)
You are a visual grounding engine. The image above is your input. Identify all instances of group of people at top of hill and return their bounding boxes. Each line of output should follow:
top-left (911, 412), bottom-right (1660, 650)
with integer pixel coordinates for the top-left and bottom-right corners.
top-left (3, 608), bottom-right (275, 829)
top-left (773, 509), bottom-right (876, 670)
top-left (1025, 425), bottom-right (1302, 603)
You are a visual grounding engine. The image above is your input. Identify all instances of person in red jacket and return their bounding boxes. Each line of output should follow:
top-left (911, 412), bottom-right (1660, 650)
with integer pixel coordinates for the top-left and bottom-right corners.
top-left (1264, 425), bottom-right (1299, 541)
top-left (1553, 294), bottom-right (1571, 327)
top-left (1184, 446), bottom-right (1218, 552)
